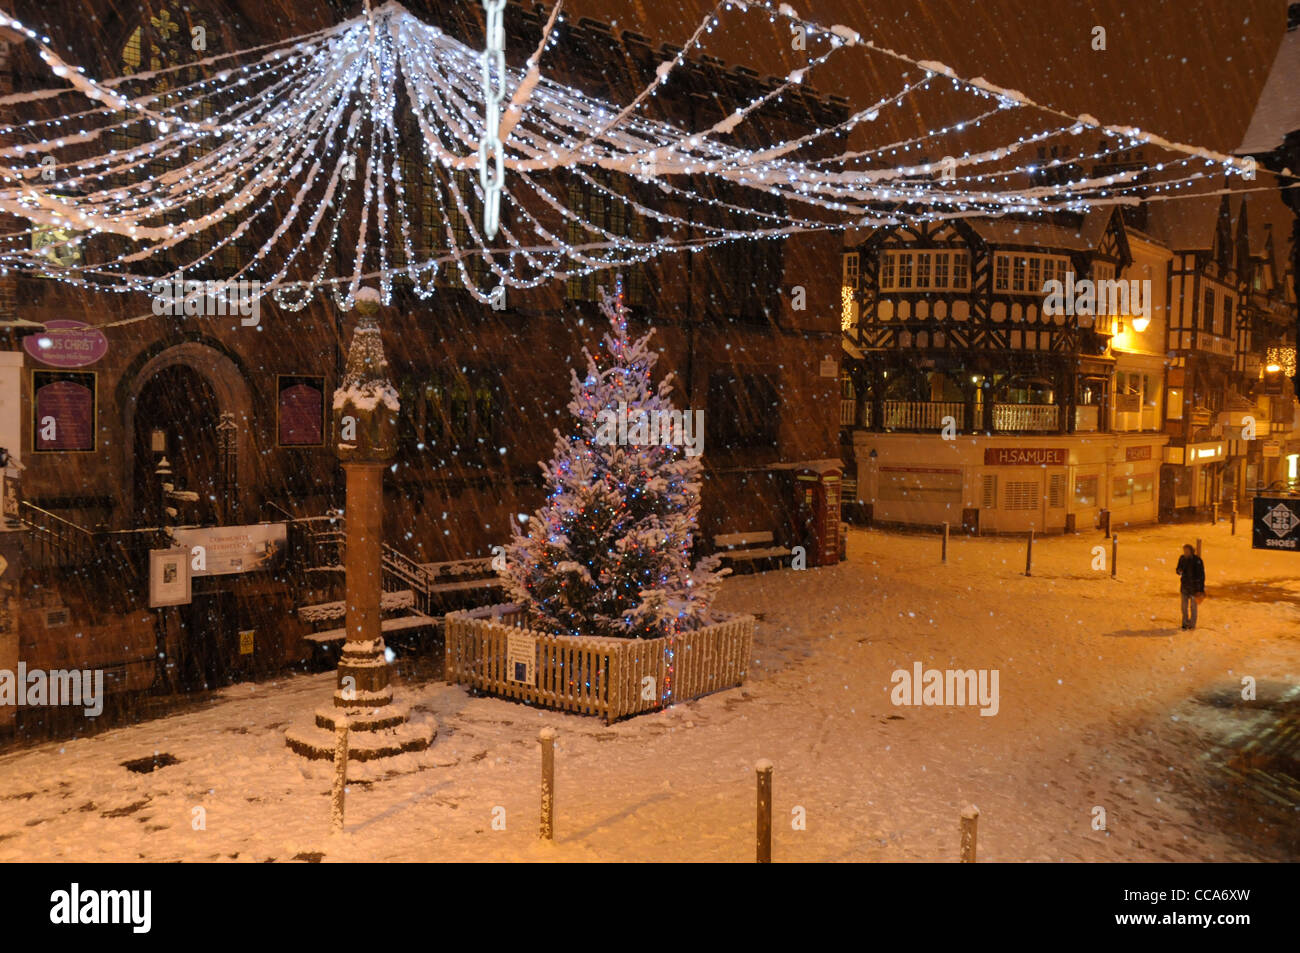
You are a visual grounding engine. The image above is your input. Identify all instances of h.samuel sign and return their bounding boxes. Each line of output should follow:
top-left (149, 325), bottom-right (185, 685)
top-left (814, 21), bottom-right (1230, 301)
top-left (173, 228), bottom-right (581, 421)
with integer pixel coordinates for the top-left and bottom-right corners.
top-left (983, 447), bottom-right (1066, 467)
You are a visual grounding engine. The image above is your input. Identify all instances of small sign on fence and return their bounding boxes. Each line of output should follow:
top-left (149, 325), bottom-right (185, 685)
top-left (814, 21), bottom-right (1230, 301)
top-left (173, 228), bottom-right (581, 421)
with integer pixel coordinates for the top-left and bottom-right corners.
top-left (506, 632), bottom-right (536, 685)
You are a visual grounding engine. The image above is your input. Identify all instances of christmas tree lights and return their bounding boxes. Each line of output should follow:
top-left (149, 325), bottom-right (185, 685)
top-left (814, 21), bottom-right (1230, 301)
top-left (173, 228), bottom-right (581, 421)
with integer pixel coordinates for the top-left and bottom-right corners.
top-left (500, 285), bottom-right (726, 642)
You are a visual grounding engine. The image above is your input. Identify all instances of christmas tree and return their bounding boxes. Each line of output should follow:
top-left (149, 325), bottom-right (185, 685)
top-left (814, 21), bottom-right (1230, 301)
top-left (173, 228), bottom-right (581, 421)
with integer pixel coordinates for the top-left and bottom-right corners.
top-left (501, 286), bottom-right (726, 640)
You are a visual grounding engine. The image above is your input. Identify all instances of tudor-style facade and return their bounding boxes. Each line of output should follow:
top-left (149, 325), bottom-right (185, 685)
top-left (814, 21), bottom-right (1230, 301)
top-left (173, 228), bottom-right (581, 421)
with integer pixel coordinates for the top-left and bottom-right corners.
top-left (840, 208), bottom-right (1170, 534)
top-left (1154, 195), bottom-right (1299, 518)
top-left (840, 194), bottom-right (1300, 534)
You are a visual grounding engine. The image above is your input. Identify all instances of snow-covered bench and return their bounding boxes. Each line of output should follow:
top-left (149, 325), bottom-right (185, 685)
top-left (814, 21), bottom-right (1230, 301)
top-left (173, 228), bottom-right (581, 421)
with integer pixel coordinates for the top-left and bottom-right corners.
top-left (713, 531), bottom-right (791, 573)
top-left (304, 613), bottom-right (437, 645)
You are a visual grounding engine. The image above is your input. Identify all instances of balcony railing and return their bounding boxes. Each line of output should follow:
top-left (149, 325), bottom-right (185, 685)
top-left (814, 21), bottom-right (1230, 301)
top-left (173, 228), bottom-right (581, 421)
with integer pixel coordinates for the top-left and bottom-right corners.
top-left (840, 399), bottom-right (857, 426)
top-left (994, 403), bottom-right (1059, 432)
top-left (882, 400), bottom-right (966, 431)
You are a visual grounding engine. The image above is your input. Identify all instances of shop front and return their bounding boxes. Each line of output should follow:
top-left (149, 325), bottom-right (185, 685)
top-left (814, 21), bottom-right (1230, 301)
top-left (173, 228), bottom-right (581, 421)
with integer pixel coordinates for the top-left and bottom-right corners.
top-left (852, 432), bottom-right (1167, 534)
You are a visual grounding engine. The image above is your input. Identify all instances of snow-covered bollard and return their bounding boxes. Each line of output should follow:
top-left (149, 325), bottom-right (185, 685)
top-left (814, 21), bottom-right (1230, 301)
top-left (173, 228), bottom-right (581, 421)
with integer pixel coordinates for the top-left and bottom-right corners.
top-left (959, 805), bottom-right (979, 862)
top-left (539, 727), bottom-right (556, 841)
top-left (755, 759), bottom-right (773, 863)
top-left (330, 717), bottom-right (350, 835)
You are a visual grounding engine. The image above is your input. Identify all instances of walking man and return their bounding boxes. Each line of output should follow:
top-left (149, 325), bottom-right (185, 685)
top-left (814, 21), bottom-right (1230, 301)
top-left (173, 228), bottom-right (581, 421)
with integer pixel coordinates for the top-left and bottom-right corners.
top-left (1176, 543), bottom-right (1206, 630)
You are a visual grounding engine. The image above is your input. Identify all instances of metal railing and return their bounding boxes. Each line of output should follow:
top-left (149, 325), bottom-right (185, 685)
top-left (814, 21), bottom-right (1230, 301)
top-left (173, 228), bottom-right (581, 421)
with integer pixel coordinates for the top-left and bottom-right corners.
top-left (18, 501), bottom-right (154, 612)
top-left (382, 544), bottom-right (436, 615)
top-left (882, 400), bottom-right (965, 431)
top-left (20, 501), bottom-right (95, 568)
top-left (993, 403), bottom-right (1059, 432)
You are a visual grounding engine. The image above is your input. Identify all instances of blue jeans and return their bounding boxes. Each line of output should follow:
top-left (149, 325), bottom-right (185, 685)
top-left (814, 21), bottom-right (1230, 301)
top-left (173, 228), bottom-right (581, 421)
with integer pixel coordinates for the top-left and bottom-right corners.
top-left (1180, 591), bottom-right (1198, 629)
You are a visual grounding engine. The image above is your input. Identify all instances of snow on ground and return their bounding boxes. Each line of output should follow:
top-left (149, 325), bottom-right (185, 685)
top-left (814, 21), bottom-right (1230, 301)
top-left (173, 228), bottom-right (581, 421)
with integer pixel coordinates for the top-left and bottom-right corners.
top-left (1, 522), bottom-right (1297, 862)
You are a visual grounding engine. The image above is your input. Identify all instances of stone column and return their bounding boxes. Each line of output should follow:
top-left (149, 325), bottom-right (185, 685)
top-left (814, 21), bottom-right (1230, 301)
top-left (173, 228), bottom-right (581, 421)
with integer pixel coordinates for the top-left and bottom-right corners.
top-left (286, 291), bottom-right (435, 761)
top-left (337, 460), bottom-right (388, 706)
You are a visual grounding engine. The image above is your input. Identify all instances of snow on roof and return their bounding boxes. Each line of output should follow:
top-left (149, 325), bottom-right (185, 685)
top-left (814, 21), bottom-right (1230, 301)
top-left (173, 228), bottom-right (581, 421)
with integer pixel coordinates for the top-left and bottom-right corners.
top-left (964, 216), bottom-right (1096, 251)
top-left (1238, 12), bottom-right (1300, 156)
top-left (1142, 195), bottom-right (1221, 252)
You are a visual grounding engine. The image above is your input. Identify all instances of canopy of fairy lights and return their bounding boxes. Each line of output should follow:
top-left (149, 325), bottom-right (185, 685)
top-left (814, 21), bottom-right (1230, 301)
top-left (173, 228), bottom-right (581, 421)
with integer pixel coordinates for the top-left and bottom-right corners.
top-left (0, 0), bottom-right (1276, 311)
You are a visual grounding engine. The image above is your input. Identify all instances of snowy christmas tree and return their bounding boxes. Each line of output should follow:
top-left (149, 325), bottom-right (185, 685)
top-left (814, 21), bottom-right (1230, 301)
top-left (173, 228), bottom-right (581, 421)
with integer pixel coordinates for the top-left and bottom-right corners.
top-left (501, 286), bottom-right (726, 640)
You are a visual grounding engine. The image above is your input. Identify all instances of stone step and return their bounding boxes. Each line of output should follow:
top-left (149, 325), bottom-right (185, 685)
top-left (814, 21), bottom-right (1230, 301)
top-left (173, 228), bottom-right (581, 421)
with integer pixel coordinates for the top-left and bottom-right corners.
top-left (314, 704), bottom-right (409, 732)
top-left (285, 716), bottom-right (437, 762)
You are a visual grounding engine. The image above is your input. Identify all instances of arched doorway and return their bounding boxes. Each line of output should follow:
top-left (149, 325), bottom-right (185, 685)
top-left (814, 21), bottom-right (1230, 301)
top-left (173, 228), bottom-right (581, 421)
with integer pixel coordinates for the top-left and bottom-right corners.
top-left (132, 365), bottom-right (222, 526)
top-left (123, 342), bottom-right (255, 526)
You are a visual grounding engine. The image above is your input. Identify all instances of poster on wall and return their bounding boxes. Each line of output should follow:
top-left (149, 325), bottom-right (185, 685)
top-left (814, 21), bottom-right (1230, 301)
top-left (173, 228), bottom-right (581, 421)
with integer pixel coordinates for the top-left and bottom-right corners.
top-left (277, 376), bottom-right (325, 447)
top-left (172, 523), bottom-right (287, 576)
top-left (149, 548), bottom-right (192, 607)
top-left (32, 371), bottom-right (95, 452)
top-left (172, 520), bottom-right (287, 572)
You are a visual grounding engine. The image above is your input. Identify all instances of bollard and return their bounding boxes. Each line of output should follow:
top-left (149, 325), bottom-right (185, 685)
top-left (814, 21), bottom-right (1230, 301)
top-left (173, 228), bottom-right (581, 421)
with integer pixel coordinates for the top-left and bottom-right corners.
top-left (1196, 538), bottom-right (1202, 557)
top-left (756, 759), bottom-right (773, 863)
top-left (330, 718), bottom-right (350, 835)
top-left (959, 805), bottom-right (979, 862)
top-left (1211, 502), bottom-right (1219, 525)
top-left (1231, 503), bottom-right (1238, 536)
top-left (1111, 534), bottom-right (1118, 579)
top-left (539, 727), bottom-right (556, 841)
top-left (1024, 529), bottom-right (1034, 577)
top-left (942, 521), bottom-right (949, 563)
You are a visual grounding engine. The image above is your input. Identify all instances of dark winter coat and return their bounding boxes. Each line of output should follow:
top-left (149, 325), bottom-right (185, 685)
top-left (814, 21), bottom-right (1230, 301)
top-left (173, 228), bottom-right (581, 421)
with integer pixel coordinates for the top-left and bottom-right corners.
top-left (1176, 554), bottom-right (1205, 594)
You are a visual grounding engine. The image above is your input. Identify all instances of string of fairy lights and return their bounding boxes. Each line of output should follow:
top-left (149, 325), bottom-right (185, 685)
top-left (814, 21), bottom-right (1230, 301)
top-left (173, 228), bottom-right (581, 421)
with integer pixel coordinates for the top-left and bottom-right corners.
top-left (0, 0), bottom-right (1282, 314)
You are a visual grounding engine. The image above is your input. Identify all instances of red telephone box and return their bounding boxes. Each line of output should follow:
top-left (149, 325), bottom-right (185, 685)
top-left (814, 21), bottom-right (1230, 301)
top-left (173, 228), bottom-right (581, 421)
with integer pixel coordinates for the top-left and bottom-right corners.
top-left (793, 463), bottom-right (843, 567)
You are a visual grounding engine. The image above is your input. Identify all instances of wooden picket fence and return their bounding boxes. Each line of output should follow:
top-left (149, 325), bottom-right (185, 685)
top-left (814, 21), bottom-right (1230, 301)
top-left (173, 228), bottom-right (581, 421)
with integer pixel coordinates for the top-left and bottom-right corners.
top-left (445, 604), bottom-right (755, 724)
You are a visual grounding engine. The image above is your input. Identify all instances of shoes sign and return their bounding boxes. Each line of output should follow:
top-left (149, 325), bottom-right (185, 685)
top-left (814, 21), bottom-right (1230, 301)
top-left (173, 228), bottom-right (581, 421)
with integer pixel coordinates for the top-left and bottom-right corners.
top-left (1252, 496), bottom-right (1300, 551)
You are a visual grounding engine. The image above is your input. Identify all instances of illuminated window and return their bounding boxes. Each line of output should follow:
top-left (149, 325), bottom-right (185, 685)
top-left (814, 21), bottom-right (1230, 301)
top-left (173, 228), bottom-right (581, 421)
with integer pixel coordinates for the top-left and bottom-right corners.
top-left (879, 251), bottom-right (971, 292)
top-left (842, 252), bottom-right (860, 289)
top-left (897, 252), bottom-right (913, 289)
top-left (993, 252), bottom-right (1071, 294)
top-left (1166, 387), bottom-right (1184, 419)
